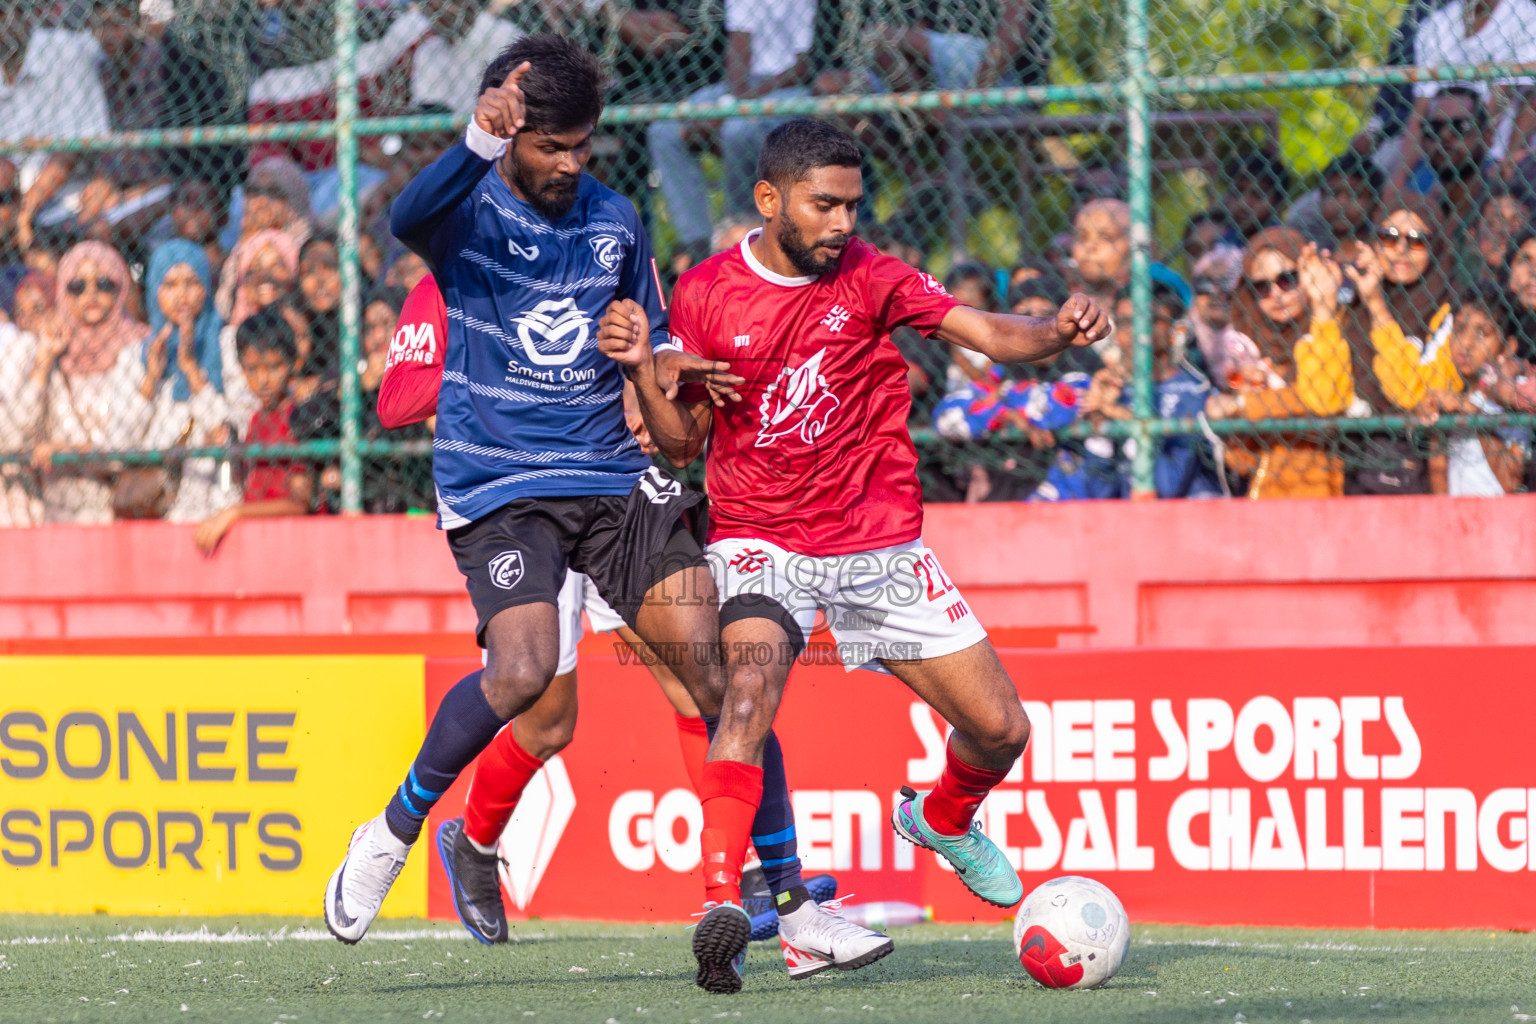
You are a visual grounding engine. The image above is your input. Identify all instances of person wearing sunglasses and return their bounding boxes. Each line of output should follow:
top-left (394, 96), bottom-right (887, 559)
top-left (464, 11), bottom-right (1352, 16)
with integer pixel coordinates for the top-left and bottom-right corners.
top-left (1203, 227), bottom-right (1356, 498)
top-left (1346, 198), bottom-right (1457, 411)
top-left (28, 241), bottom-right (153, 524)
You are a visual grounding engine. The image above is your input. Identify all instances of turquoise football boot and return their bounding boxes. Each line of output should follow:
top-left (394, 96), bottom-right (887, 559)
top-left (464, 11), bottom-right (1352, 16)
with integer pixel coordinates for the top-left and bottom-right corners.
top-left (891, 786), bottom-right (1024, 908)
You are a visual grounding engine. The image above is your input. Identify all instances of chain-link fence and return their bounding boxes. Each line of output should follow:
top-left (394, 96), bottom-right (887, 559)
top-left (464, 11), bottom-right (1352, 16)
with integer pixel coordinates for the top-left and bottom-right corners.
top-left (2, 0), bottom-right (1535, 532)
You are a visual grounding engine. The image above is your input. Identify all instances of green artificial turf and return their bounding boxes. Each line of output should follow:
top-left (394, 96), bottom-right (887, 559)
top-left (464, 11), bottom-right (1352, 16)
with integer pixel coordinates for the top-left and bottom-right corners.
top-left (0, 915), bottom-right (1532, 1024)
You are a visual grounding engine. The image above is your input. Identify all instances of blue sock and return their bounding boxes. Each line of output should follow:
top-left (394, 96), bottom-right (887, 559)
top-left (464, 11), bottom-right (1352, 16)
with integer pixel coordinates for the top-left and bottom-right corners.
top-left (384, 671), bottom-right (506, 844)
top-left (702, 716), bottom-right (806, 898)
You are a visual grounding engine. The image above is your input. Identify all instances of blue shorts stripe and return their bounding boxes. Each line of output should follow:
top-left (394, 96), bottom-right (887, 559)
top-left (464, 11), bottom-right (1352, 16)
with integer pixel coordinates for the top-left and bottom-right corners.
top-left (751, 825), bottom-right (796, 846)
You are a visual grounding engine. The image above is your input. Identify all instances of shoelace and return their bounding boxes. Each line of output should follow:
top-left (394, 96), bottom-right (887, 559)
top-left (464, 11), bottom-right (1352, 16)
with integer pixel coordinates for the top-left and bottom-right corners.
top-left (686, 900), bottom-right (742, 930)
top-left (344, 837), bottom-right (406, 906)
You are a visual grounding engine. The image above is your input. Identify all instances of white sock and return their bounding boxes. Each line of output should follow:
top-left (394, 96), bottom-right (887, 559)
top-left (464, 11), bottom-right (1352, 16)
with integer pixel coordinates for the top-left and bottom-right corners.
top-left (467, 834), bottom-right (498, 856)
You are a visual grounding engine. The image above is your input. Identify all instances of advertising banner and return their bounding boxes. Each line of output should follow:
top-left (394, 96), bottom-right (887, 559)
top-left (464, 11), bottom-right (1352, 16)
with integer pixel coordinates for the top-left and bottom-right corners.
top-left (427, 644), bottom-right (1536, 931)
top-left (0, 656), bottom-right (427, 917)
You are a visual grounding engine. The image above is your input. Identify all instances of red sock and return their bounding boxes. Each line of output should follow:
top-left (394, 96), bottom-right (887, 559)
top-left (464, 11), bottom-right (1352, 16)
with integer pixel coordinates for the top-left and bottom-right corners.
top-left (698, 759), bottom-right (763, 904)
top-left (463, 726), bottom-right (545, 848)
top-left (674, 713), bottom-right (710, 796)
top-left (923, 743), bottom-right (1011, 836)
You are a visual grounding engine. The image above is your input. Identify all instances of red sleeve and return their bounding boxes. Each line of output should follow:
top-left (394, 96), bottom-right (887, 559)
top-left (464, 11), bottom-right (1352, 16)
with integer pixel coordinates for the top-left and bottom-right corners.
top-left (667, 269), bottom-right (713, 405)
top-left (377, 274), bottom-right (446, 429)
top-left (861, 245), bottom-right (961, 333)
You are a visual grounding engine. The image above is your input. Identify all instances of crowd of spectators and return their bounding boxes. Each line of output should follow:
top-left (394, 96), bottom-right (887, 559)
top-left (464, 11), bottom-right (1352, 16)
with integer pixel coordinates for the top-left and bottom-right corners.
top-left (1, 0), bottom-right (1535, 535)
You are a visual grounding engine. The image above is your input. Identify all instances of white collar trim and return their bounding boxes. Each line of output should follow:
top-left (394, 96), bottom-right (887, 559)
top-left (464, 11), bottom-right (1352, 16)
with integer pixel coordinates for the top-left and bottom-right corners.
top-left (739, 229), bottom-right (818, 287)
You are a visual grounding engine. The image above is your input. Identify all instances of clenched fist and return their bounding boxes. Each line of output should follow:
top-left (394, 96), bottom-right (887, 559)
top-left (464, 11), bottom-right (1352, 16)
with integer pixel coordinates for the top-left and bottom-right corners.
top-left (1056, 293), bottom-right (1112, 347)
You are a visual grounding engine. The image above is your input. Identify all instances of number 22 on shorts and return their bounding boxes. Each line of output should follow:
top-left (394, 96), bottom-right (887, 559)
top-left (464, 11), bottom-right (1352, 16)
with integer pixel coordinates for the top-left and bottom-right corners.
top-left (912, 552), bottom-right (955, 602)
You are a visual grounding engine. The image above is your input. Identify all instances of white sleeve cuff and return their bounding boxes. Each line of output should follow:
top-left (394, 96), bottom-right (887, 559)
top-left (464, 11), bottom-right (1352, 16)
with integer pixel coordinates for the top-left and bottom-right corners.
top-left (465, 120), bottom-right (511, 161)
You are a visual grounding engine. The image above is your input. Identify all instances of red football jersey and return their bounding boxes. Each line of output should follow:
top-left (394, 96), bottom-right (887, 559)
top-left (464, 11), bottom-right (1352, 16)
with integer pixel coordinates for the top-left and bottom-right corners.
top-left (377, 273), bottom-right (446, 429)
top-left (669, 231), bottom-right (959, 555)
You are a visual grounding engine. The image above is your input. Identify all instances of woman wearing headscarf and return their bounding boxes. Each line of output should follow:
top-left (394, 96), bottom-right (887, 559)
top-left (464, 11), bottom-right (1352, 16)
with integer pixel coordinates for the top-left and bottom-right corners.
top-left (30, 241), bottom-right (153, 523)
top-left (1348, 195), bottom-right (1458, 413)
top-left (1331, 195), bottom-right (1455, 493)
top-left (1204, 227), bottom-right (1356, 498)
top-left (217, 228), bottom-right (301, 430)
top-left (140, 239), bottom-right (242, 523)
top-left (291, 232), bottom-right (341, 383)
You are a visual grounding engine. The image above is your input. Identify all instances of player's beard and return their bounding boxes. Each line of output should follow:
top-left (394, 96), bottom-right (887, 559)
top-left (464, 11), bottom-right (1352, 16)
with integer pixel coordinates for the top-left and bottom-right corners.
top-left (777, 208), bottom-right (849, 276)
top-left (509, 154), bottom-right (581, 220)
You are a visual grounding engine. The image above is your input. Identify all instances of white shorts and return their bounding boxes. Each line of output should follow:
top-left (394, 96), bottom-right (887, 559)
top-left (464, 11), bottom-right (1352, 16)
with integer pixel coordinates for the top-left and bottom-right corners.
top-left (705, 537), bottom-right (988, 673)
top-left (482, 571), bottom-right (625, 674)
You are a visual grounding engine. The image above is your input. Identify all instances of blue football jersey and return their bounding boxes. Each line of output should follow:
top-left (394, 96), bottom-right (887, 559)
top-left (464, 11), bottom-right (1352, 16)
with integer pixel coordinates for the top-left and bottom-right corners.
top-left (392, 138), bottom-right (669, 527)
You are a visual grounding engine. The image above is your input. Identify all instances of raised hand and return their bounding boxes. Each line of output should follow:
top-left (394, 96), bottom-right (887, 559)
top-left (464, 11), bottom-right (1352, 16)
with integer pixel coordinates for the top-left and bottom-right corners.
top-left (1298, 243), bottom-right (1342, 317)
top-left (140, 323), bottom-right (173, 400)
top-left (474, 61), bottom-right (531, 140)
top-left (1055, 293), bottom-right (1112, 347)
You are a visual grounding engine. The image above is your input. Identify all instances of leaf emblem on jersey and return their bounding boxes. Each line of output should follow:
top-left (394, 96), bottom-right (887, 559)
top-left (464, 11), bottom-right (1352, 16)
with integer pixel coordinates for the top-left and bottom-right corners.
top-left (755, 347), bottom-right (841, 448)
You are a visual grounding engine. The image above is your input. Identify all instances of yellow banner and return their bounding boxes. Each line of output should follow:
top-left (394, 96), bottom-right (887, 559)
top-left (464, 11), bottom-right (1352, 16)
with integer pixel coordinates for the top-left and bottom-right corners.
top-left (0, 656), bottom-right (426, 917)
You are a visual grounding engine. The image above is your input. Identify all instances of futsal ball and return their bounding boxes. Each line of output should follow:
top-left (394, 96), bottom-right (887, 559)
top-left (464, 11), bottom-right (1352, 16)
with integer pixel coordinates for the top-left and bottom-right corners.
top-left (1012, 875), bottom-right (1130, 989)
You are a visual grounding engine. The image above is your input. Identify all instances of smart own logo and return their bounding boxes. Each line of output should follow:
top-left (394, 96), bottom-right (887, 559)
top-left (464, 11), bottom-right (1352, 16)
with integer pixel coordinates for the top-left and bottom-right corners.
top-left (512, 298), bottom-right (591, 366)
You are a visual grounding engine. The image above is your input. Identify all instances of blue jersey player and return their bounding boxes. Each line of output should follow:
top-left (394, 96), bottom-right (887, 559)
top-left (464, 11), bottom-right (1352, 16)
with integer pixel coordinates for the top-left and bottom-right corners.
top-left (323, 39), bottom-right (865, 984)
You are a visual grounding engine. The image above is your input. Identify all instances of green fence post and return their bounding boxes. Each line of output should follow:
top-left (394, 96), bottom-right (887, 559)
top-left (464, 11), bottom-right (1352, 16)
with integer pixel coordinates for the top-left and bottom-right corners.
top-left (1124, 0), bottom-right (1155, 497)
top-left (334, 0), bottom-right (363, 513)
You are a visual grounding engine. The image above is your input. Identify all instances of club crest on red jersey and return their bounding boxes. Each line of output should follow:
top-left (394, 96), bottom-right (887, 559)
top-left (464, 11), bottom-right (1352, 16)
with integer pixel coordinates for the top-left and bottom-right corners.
top-left (755, 348), bottom-right (841, 449)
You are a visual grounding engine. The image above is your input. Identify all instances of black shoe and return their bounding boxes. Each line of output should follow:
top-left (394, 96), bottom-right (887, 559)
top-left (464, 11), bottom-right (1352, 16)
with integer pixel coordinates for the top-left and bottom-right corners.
top-left (740, 864), bottom-right (772, 921)
top-left (435, 817), bottom-right (507, 944)
top-left (692, 903), bottom-right (751, 994)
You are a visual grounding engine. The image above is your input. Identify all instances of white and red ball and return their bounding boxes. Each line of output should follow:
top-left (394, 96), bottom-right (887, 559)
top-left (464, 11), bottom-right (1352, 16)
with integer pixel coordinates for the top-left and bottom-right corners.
top-left (1012, 875), bottom-right (1130, 989)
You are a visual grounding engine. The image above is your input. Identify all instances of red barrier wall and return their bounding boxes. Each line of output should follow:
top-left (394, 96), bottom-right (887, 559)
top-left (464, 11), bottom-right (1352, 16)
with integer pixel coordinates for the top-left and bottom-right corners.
top-left (3, 496), bottom-right (1535, 648)
top-left (423, 645), bottom-right (1536, 930)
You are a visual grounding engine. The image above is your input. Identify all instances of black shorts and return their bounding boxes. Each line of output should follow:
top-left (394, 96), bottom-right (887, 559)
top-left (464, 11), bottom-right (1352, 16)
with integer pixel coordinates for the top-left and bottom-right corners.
top-left (447, 467), bottom-right (708, 646)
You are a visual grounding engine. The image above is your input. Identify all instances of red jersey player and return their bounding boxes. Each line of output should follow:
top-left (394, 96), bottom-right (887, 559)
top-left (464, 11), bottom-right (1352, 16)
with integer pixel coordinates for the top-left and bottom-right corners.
top-left (598, 117), bottom-right (1111, 993)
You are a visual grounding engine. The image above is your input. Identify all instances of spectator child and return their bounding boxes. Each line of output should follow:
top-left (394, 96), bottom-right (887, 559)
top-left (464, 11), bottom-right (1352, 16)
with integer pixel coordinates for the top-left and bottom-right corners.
top-left (217, 229), bottom-right (302, 441)
top-left (193, 308), bottom-right (313, 554)
top-left (1421, 288), bottom-right (1531, 494)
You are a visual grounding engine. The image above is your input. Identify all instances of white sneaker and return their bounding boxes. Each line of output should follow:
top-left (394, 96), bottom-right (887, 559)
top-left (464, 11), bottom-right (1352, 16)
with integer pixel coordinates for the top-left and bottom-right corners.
top-left (324, 813), bottom-right (411, 944)
top-left (777, 899), bottom-right (894, 979)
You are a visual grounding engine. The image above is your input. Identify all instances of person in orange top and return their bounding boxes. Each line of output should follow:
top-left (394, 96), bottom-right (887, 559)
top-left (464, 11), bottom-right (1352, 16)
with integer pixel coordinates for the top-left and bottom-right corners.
top-left (1204, 227), bottom-right (1355, 498)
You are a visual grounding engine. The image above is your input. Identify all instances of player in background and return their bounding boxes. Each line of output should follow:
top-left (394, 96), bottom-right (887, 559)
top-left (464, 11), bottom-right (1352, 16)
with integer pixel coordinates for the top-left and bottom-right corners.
top-left (378, 274), bottom-right (836, 946)
top-left (598, 117), bottom-right (1111, 993)
top-left (321, 34), bottom-right (737, 946)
